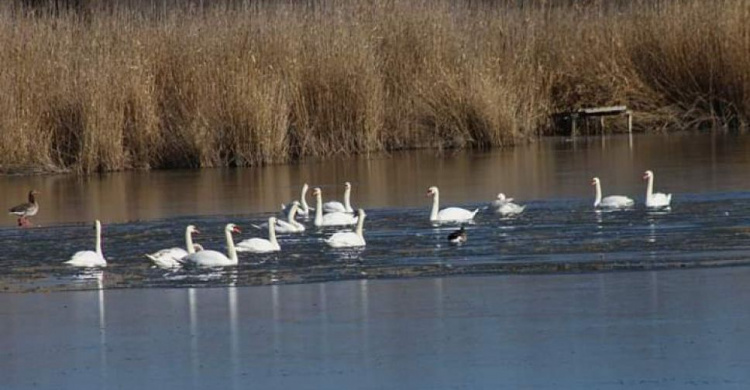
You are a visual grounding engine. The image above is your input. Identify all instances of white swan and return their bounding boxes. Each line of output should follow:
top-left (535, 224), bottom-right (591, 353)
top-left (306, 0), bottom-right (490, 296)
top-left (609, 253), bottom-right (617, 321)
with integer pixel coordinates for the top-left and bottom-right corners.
top-left (262, 201), bottom-right (305, 233)
top-left (313, 188), bottom-right (358, 227)
top-left (180, 224), bottom-right (241, 267)
top-left (492, 193), bottom-right (526, 216)
top-left (643, 170), bottom-right (672, 209)
top-left (592, 177), bottom-right (634, 209)
top-left (64, 220), bottom-right (107, 268)
top-left (146, 225), bottom-right (200, 269)
top-left (427, 186), bottom-right (478, 223)
top-left (323, 182), bottom-right (354, 213)
top-left (325, 209), bottom-right (367, 248)
top-left (237, 217), bottom-right (281, 253)
top-left (281, 183), bottom-right (313, 217)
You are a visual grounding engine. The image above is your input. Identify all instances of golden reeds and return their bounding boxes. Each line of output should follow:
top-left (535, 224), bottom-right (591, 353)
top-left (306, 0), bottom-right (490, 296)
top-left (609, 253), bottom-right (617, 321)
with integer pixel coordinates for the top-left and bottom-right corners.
top-left (0, 0), bottom-right (747, 173)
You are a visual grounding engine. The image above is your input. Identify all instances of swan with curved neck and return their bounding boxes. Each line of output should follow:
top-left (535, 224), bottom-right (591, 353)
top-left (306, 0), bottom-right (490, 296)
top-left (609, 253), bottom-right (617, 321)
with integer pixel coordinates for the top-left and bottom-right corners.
top-left (592, 177), bottom-right (634, 209)
top-left (181, 224), bottom-right (241, 267)
top-left (282, 183), bottom-right (313, 217)
top-left (643, 170), bottom-right (672, 208)
top-left (146, 225), bottom-right (201, 269)
top-left (323, 182), bottom-right (354, 213)
top-left (427, 186), bottom-right (478, 223)
top-left (237, 217), bottom-right (281, 253)
top-left (65, 220), bottom-right (107, 267)
top-left (313, 188), bottom-right (358, 227)
top-left (491, 193), bottom-right (525, 216)
top-left (325, 209), bottom-right (367, 248)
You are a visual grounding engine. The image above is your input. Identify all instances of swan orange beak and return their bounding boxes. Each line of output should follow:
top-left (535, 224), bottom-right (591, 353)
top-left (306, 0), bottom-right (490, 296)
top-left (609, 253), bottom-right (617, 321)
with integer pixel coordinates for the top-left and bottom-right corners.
top-left (642, 173), bottom-right (649, 180)
top-left (590, 180), bottom-right (596, 185)
top-left (233, 226), bottom-right (242, 233)
top-left (193, 229), bottom-right (201, 234)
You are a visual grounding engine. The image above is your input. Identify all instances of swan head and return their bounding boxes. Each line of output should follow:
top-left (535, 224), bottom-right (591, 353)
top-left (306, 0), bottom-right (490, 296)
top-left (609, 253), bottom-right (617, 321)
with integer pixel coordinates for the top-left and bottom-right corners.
top-left (358, 208), bottom-right (367, 218)
top-left (344, 182), bottom-right (352, 190)
top-left (427, 186), bottom-right (438, 197)
top-left (302, 183), bottom-right (309, 192)
top-left (269, 217), bottom-right (277, 225)
top-left (591, 177), bottom-right (600, 186)
top-left (94, 220), bottom-right (101, 230)
top-left (497, 193), bottom-right (506, 201)
top-left (226, 223), bottom-right (241, 234)
top-left (291, 200), bottom-right (301, 208)
top-left (643, 170), bottom-right (654, 180)
top-left (312, 187), bottom-right (322, 197)
top-left (187, 225), bottom-right (200, 234)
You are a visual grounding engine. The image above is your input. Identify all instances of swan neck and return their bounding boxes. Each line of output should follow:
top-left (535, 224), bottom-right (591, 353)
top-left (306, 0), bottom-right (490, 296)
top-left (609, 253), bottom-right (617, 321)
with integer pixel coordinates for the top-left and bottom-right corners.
top-left (185, 228), bottom-right (196, 254)
top-left (356, 213), bottom-right (365, 237)
top-left (594, 182), bottom-right (602, 206)
top-left (300, 187), bottom-right (310, 211)
top-left (646, 175), bottom-right (654, 199)
top-left (95, 223), bottom-right (103, 256)
top-left (226, 227), bottom-right (238, 264)
top-left (269, 220), bottom-right (278, 245)
top-left (315, 192), bottom-right (323, 225)
top-left (344, 187), bottom-right (352, 211)
top-left (430, 191), bottom-right (439, 220)
top-left (287, 205), bottom-right (298, 223)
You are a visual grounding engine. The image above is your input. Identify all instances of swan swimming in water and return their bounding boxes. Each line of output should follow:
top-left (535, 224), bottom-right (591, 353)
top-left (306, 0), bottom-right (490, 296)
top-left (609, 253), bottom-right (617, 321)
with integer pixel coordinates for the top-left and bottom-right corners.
top-left (323, 182), bottom-right (354, 213)
top-left (146, 225), bottom-right (201, 269)
top-left (64, 220), bottom-right (107, 268)
top-left (281, 183), bottom-right (313, 217)
top-left (427, 186), bottom-right (478, 223)
top-left (325, 209), bottom-right (367, 248)
top-left (261, 201), bottom-right (306, 233)
top-left (180, 224), bottom-right (241, 267)
top-left (643, 170), bottom-right (672, 209)
top-left (312, 188), bottom-right (358, 227)
top-left (492, 193), bottom-right (526, 216)
top-left (591, 177), bottom-right (634, 209)
top-left (237, 217), bottom-right (281, 253)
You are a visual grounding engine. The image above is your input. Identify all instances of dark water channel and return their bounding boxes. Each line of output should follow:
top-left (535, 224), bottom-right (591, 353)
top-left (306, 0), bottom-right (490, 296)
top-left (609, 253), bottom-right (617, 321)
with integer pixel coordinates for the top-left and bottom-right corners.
top-left (1, 133), bottom-right (749, 291)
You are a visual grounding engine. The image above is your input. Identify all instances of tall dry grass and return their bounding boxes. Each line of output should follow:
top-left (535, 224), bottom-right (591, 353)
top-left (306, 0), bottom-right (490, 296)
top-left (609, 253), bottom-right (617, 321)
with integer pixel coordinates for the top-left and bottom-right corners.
top-left (0, 0), bottom-right (748, 173)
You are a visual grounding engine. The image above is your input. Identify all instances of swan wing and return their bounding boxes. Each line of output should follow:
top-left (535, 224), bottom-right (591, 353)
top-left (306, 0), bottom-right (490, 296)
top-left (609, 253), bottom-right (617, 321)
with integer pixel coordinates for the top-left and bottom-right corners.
top-left (146, 247), bottom-right (187, 268)
top-left (496, 203), bottom-right (525, 216)
top-left (181, 250), bottom-right (232, 267)
top-left (323, 201), bottom-right (347, 214)
top-left (321, 212), bottom-right (358, 226)
top-left (646, 193), bottom-right (672, 208)
top-left (274, 220), bottom-right (303, 233)
top-left (436, 207), bottom-right (478, 222)
top-left (325, 232), bottom-right (365, 248)
top-left (65, 250), bottom-right (106, 267)
top-left (236, 238), bottom-right (279, 253)
top-left (600, 195), bottom-right (634, 208)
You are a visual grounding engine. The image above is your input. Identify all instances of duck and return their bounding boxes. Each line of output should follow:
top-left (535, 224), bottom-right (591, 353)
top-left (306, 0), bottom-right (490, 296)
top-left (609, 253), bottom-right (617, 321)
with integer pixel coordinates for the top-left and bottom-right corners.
top-left (323, 182), bottom-right (354, 213)
top-left (237, 217), bottom-right (281, 253)
top-left (591, 177), bottom-right (634, 209)
top-left (447, 225), bottom-right (467, 244)
top-left (145, 225), bottom-right (201, 269)
top-left (64, 220), bottom-right (107, 268)
top-left (325, 209), bottom-right (367, 248)
top-left (281, 183), bottom-right (313, 217)
top-left (180, 224), bottom-right (241, 267)
top-left (643, 170), bottom-right (672, 209)
top-left (427, 186), bottom-right (478, 223)
top-left (9, 189), bottom-right (39, 227)
top-left (492, 193), bottom-right (526, 216)
top-left (312, 188), bottom-right (358, 227)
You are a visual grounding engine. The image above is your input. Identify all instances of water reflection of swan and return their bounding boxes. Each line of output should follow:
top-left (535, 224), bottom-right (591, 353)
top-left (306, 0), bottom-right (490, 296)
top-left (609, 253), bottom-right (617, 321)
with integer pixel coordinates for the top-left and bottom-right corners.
top-left (323, 182), bottom-right (354, 213)
top-left (64, 220), bottom-right (107, 267)
top-left (312, 188), bottom-right (358, 227)
top-left (427, 186), bottom-right (478, 223)
top-left (237, 217), bottom-right (281, 253)
top-left (643, 170), bottom-right (672, 209)
top-left (181, 223), bottom-right (241, 267)
top-left (146, 225), bottom-right (201, 269)
top-left (325, 209), bottom-right (367, 248)
top-left (591, 177), bottom-right (634, 209)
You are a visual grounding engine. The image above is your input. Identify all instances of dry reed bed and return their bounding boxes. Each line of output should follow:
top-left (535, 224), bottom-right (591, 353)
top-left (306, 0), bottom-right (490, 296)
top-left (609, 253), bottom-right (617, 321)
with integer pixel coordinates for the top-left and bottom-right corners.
top-left (0, 0), bottom-right (747, 173)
